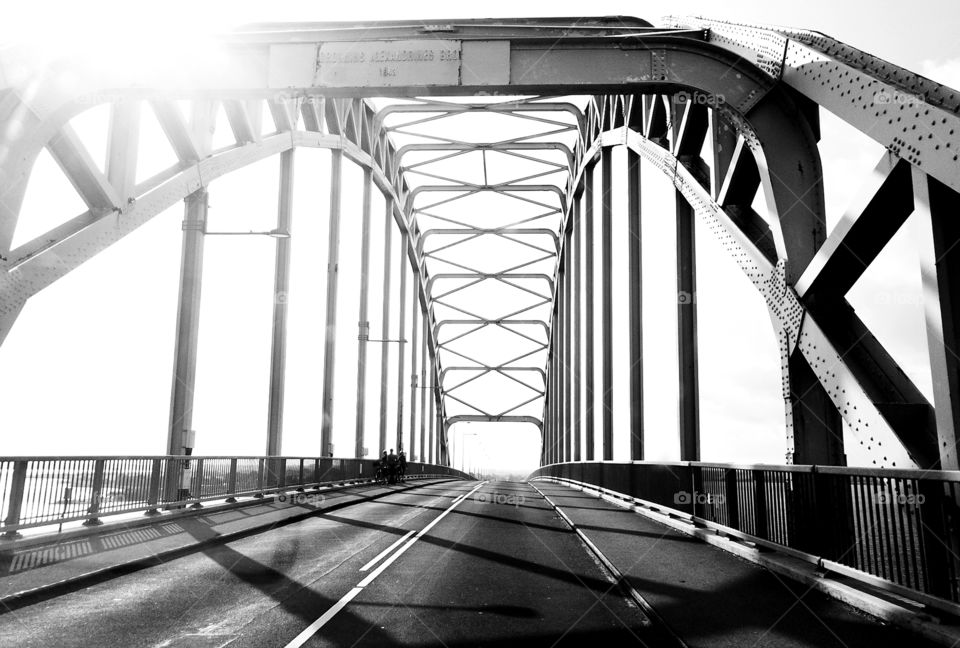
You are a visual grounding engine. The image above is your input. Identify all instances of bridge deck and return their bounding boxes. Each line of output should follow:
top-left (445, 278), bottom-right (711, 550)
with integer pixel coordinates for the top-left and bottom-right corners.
top-left (0, 480), bottom-right (938, 647)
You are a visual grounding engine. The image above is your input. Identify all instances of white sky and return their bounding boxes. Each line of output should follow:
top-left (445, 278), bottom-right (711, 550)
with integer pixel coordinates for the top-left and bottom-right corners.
top-left (1, 0), bottom-right (958, 477)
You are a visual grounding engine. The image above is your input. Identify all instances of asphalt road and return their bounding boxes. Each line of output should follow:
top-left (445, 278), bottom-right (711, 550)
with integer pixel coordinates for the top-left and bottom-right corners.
top-left (0, 480), bottom-right (663, 647)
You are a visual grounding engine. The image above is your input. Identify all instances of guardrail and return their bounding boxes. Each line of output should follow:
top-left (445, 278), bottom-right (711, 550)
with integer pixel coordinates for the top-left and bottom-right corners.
top-left (0, 455), bottom-right (472, 536)
top-left (529, 461), bottom-right (960, 616)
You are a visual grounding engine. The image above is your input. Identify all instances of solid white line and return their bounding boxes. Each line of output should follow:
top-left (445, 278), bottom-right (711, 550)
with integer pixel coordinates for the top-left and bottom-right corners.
top-left (284, 586), bottom-right (362, 648)
top-left (359, 529), bottom-right (415, 572)
top-left (283, 481), bottom-right (487, 648)
top-left (357, 481), bottom-right (485, 587)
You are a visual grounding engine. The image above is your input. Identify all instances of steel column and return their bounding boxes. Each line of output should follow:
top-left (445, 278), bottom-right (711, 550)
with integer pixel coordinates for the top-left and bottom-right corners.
top-left (428, 347), bottom-right (436, 463)
top-left (627, 149), bottom-right (644, 460)
top-left (554, 320), bottom-right (560, 463)
top-left (914, 170), bottom-right (960, 470)
top-left (584, 164), bottom-right (596, 461)
top-left (408, 273), bottom-right (419, 460)
top-left (320, 150), bottom-right (343, 457)
top-left (676, 193), bottom-right (700, 461)
top-left (165, 189), bottom-right (207, 500)
top-left (424, 353), bottom-right (441, 463)
top-left (420, 309), bottom-right (429, 461)
top-left (601, 149), bottom-right (614, 460)
top-left (563, 240), bottom-right (572, 462)
top-left (266, 149), bottom-right (295, 456)
top-left (396, 233), bottom-right (409, 456)
top-left (573, 197), bottom-right (582, 461)
top-left (354, 168), bottom-right (374, 459)
top-left (378, 199), bottom-right (393, 454)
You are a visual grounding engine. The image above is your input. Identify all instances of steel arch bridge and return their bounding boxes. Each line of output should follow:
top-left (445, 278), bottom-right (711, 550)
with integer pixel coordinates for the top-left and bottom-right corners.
top-left (1, 15), bottom-right (958, 476)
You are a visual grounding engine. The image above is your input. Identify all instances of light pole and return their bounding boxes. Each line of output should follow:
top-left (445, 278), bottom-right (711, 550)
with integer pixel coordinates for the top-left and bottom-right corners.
top-left (460, 431), bottom-right (479, 473)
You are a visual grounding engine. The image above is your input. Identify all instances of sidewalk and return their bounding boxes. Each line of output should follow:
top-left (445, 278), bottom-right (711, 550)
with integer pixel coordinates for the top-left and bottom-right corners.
top-left (0, 478), bottom-right (452, 606)
top-left (532, 479), bottom-right (959, 648)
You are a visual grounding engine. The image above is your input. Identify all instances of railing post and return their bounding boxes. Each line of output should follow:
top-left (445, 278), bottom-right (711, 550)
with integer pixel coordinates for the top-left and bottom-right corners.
top-left (724, 468), bottom-right (740, 530)
top-left (83, 459), bottom-right (105, 526)
top-left (189, 458), bottom-right (205, 509)
top-left (753, 469), bottom-right (768, 540)
top-left (690, 464), bottom-right (703, 518)
top-left (2, 461), bottom-right (28, 539)
top-left (255, 458), bottom-right (266, 498)
top-left (225, 458), bottom-right (238, 503)
top-left (297, 459), bottom-right (305, 491)
top-left (145, 459), bottom-right (162, 515)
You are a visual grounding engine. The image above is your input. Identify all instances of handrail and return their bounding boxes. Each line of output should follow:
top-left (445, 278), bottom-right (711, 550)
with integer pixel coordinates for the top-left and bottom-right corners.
top-left (0, 455), bottom-right (472, 536)
top-left (529, 460), bottom-right (960, 616)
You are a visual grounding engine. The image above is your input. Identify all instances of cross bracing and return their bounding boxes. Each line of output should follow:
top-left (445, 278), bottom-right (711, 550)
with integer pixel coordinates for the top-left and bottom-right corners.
top-left (1, 16), bottom-right (958, 474)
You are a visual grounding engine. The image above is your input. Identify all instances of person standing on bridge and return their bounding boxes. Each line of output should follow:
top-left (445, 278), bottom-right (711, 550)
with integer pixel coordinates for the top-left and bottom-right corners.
top-left (386, 449), bottom-right (399, 484)
top-left (398, 450), bottom-right (407, 481)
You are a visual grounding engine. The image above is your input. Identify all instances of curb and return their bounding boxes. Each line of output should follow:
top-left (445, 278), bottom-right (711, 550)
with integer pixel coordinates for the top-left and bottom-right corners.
top-left (531, 477), bottom-right (960, 648)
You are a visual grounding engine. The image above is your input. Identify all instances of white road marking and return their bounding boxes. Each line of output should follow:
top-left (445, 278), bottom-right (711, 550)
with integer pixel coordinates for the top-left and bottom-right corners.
top-left (284, 587), bottom-right (362, 648)
top-left (283, 481), bottom-right (487, 648)
top-left (359, 530), bottom-right (415, 572)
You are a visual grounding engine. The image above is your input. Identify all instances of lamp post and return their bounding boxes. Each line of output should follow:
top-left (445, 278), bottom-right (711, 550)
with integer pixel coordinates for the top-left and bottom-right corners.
top-left (460, 431), bottom-right (479, 473)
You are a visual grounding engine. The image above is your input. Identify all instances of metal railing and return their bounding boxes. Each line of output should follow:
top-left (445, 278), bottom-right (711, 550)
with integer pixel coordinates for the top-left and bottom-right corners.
top-left (0, 455), bottom-right (471, 535)
top-left (530, 461), bottom-right (960, 615)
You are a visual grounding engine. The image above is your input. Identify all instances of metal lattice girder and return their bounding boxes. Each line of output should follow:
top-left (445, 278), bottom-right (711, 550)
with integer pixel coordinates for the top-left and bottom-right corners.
top-left (2, 17), bottom-right (959, 466)
top-left (572, 92), bottom-right (947, 468)
top-left (665, 17), bottom-right (960, 194)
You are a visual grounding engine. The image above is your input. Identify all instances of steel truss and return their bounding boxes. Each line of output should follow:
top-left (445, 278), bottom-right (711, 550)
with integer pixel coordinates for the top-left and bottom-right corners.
top-left (0, 16), bottom-right (957, 471)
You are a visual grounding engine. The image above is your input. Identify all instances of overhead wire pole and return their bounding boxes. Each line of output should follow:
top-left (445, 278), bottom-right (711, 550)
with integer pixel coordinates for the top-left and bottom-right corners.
top-left (166, 188), bottom-right (207, 501)
top-left (601, 147), bottom-right (614, 461)
top-left (378, 199), bottom-right (393, 455)
top-left (320, 150), bottom-right (343, 457)
top-left (354, 168), bottom-right (374, 459)
top-left (584, 164), bottom-right (596, 461)
top-left (266, 148), bottom-right (295, 457)
top-left (165, 101), bottom-right (212, 503)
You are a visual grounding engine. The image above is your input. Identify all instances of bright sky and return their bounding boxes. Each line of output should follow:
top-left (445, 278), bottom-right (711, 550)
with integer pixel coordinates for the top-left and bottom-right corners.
top-left (1, 0), bottom-right (958, 477)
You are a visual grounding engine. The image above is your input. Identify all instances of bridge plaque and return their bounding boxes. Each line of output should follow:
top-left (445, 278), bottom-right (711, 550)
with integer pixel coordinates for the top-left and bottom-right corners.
top-left (317, 40), bottom-right (461, 87)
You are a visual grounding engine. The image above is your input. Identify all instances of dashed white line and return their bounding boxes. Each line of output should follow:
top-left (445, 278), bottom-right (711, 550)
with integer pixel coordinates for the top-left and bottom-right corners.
top-left (283, 481), bottom-right (487, 648)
